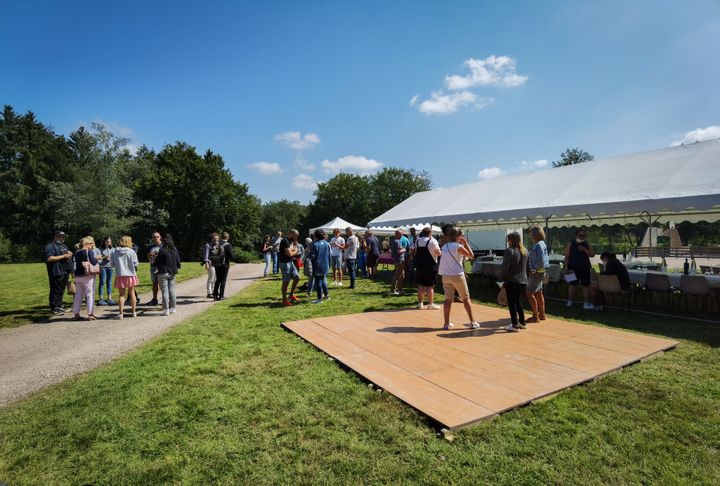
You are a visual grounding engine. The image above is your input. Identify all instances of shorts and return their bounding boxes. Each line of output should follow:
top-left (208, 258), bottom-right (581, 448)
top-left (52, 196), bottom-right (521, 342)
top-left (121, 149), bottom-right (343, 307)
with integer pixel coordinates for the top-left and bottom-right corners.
top-left (442, 274), bottom-right (470, 301)
top-left (150, 267), bottom-right (159, 284)
top-left (570, 267), bottom-right (591, 286)
top-left (527, 272), bottom-right (544, 293)
top-left (415, 265), bottom-right (438, 287)
top-left (331, 255), bottom-right (342, 270)
top-left (366, 254), bottom-right (379, 267)
top-left (115, 275), bottom-right (139, 289)
top-left (280, 261), bottom-right (299, 284)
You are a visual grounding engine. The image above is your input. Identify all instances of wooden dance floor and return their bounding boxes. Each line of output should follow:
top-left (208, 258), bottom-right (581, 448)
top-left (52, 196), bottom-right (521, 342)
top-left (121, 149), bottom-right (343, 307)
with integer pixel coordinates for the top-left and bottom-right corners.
top-left (283, 304), bottom-right (677, 430)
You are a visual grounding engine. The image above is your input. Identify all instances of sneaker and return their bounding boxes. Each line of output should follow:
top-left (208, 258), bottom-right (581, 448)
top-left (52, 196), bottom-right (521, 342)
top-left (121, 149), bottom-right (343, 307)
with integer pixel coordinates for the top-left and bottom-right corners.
top-left (469, 321), bottom-right (480, 329)
top-left (289, 295), bottom-right (301, 303)
top-left (207, 293), bottom-right (213, 299)
top-left (312, 299), bottom-right (323, 304)
top-left (505, 324), bottom-right (519, 332)
top-left (525, 317), bottom-right (540, 323)
top-left (539, 314), bottom-right (546, 321)
top-left (115, 314), bottom-right (123, 320)
top-left (131, 312), bottom-right (137, 318)
top-left (517, 323), bottom-right (527, 329)
top-left (107, 299), bottom-right (117, 305)
top-left (52, 307), bottom-right (64, 316)
top-left (443, 323), bottom-right (455, 330)
top-left (416, 302), bottom-right (425, 310)
top-left (583, 302), bottom-right (594, 310)
top-left (97, 300), bottom-right (108, 306)
top-left (282, 300), bottom-right (293, 307)
top-left (170, 307), bottom-right (176, 314)
top-left (162, 309), bottom-right (170, 317)
top-left (338, 282), bottom-right (343, 287)
top-left (87, 315), bottom-right (96, 321)
top-left (323, 295), bottom-right (330, 301)
top-left (566, 300), bottom-right (574, 307)
top-left (148, 299), bottom-right (159, 306)
top-left (391, 290), bottom-right (400, 296)
top-left (427, 304), bottom-right (441, 310)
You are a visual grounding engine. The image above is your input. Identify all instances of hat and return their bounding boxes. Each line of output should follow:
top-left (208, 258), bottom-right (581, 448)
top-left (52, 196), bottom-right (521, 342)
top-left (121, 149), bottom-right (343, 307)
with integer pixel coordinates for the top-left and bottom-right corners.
top-left (305, 238), bottom-right (312, 244)
top-left (54, 230), bottom-right (67, 237)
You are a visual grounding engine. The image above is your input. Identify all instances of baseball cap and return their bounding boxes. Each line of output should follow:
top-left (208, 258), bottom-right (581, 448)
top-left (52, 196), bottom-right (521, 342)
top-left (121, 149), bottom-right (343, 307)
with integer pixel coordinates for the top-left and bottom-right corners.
top-left (54, 230), bottom-right (67, 237)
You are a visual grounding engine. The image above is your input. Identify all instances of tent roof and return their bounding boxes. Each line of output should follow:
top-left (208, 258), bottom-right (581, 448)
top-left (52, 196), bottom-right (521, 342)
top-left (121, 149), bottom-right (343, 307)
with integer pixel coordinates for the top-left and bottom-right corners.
top-left (369, 139), bottom-right (720, 229)
top-left (310, 216), bottom-right (365, 233)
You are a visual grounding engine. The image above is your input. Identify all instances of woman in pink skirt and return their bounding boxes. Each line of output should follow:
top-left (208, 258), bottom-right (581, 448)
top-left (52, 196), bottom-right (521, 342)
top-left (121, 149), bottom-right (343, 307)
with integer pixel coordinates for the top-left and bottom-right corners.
top-left (111, 235), bottom-right (139, 319)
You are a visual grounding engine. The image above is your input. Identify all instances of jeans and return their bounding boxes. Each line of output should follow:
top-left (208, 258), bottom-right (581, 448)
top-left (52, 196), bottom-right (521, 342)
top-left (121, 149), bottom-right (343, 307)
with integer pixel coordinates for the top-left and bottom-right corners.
top-left (272, 251), bottom-right (279, 274)
top-left (315, 275), bottom-right (328, 301)
top-left (98, 267), bottom-right (113, 299)
top-left (357, 251), bottom-right (367, 276)
top-left (263, 252), bottom-right (272, 276)
top-left (159, 273), bottom-right (177, 309)
top-left (345, 258), bottom-right (356, 288)
top-left (307, 275), bottom-right (315, 293)
top-left (214, 265), bottom-right (229, 299)
top-left (48, 272), bottom-right (69, 310)
top-left (505, 282), bottom-right (527, 326)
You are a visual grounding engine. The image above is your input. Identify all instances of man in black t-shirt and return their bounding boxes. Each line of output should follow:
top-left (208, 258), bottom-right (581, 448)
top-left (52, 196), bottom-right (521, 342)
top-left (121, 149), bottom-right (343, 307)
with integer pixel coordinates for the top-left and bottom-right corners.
top-left (279, 229), bottom-right (300, 306)
top-left (212, 232), bottom-right (233, 300)
top-left (44, 230), bottom-right (74, 315)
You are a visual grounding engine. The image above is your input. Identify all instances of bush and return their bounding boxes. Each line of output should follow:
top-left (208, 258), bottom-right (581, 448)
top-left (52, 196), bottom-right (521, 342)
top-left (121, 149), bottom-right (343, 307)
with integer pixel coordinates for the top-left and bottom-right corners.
top-left (232, 249), bottom-right (260, 264)
top-left (0, 232), bottom-right (11, 263)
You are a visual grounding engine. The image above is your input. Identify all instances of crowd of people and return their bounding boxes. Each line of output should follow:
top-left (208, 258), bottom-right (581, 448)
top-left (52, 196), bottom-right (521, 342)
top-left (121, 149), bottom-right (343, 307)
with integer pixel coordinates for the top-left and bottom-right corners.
top-left (261, 224), bottom-right (629, 332)
top-left (42, 229), bottom-right (219, 320)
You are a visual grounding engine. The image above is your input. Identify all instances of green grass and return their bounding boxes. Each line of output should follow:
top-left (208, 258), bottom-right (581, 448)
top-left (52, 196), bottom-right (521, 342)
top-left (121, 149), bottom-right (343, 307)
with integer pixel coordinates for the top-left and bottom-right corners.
top-left (0, 262), bottom-right (208, 329)
top-left (0, 271), bottom-right (719, 484)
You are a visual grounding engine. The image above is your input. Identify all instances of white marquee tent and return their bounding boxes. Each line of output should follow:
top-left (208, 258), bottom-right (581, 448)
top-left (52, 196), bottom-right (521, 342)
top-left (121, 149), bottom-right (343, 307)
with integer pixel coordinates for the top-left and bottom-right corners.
top-left (369, 139), bottom-right (720, 230)
top-left (310, 216), bottom-right (365, 234)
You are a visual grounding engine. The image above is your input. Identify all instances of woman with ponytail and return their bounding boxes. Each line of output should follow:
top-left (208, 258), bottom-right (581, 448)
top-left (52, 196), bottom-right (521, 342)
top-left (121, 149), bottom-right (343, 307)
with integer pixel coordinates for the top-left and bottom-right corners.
top-left (501, 232), bottom-right (529, 332)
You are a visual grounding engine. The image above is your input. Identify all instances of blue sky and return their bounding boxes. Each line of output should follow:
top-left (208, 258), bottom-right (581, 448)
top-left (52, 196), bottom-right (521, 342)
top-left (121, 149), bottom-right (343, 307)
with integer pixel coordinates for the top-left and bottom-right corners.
top-left (2, 0), bottom-right (719, 203)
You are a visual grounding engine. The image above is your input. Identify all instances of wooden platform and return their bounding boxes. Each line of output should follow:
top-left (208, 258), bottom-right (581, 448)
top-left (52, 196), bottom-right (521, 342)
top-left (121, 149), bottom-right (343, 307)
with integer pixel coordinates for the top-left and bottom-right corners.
top-left (282, 304), bottom-right (677, 430)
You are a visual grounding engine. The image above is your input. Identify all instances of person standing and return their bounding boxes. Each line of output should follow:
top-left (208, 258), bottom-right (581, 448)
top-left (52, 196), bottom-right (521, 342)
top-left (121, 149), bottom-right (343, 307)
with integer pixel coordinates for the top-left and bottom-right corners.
top-left (279, 229), bottom-right (301, 306)
top-left (44, 230), bottom-right (74, 315)
top-left (310, 229), bottom-right (331, 303)
top-left (303, 237), bottom-right (315, 296)
top-left (156, 235), bottom-right (181, 316)
top-left (72, 236), bottom-right (99, 321)
top-left (502, 232), bottom-right (529, 332)
top-left (146, 231), bottom-right (163, 306)
top-left (364, 230), bottom-right (380, 279)
top-left (414, 227), bottom-right (442, 310)
top-left (212, 232), bottom-right (233, 301)
top-left (406, 227), bottom-right (417, 283)
top-left (261, 235), bottom-right (272, 277)
top-left (343, 227), bottom-right (359, 290)
top-left (329, 228), bottom-right (345, 286)
top-left (390, 229), bottom-right (409, 295)
top-left (564, 228), bottom-right (595, 309)
top-left (526, 226), bottom-right (549, 323)
top-left (97, 236), bottom-right (116, 306)
top-left (270, 231), bottom-right (282, 274)
top-left (203, 233), bottom-right (219, 298)
top-left (112, 235), bottom-right (139, 319)
top-left (438, 227), bottom-right (479, 329)
top-left (357, 235), bottom-right (367, 277)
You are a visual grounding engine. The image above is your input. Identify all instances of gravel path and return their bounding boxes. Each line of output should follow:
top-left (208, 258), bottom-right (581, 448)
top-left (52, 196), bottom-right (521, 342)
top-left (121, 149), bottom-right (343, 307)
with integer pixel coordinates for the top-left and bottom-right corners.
top-left (0, 263), bottom-right (264, 407)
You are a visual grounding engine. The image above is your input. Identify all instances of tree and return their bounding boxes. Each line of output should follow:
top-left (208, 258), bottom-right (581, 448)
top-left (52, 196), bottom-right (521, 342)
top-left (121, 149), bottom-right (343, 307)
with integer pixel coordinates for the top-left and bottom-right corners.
top-left (260, 200), bottom-right (308, 239)
top-left (369, 167), bottom-right (432, 218)
top-left (552, 148), bottom-right (594, 168)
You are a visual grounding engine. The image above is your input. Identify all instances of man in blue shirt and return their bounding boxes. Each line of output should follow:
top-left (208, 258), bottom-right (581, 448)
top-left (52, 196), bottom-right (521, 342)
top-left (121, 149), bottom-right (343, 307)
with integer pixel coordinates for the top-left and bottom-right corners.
top-left (390, 229), bottom-right (410, 295)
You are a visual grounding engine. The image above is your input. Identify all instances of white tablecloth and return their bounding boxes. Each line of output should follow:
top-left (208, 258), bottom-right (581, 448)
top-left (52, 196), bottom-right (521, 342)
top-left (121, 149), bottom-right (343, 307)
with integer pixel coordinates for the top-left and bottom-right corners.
top-left (627, 270), bottom-right (720, 289)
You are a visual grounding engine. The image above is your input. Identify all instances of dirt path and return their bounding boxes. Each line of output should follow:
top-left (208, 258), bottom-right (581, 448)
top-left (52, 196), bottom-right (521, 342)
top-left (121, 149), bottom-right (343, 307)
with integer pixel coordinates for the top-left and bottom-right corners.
top-left (0, 263), bottom-right (264, 407)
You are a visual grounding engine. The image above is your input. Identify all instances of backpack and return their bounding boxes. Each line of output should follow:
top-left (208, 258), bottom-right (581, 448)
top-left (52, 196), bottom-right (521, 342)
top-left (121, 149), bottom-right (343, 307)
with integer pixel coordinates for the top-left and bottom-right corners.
top-left (209, 243), bottom-right (226, 266)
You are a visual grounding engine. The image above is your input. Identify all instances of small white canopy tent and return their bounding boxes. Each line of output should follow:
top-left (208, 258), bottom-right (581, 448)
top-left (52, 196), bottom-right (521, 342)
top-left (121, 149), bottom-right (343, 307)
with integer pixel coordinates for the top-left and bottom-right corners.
top-left (367, 226), bottom-right (397, 236)
top-left (398, 223), bottom-right (443, 234)
top-left (369, 139), bottom-right (720, 230)
top-left (310, 216), bottom-right (365, 234)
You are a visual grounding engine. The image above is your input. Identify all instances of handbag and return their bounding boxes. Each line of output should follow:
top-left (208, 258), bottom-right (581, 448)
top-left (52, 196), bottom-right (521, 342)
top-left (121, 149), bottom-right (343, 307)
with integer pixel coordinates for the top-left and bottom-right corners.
top-left (497, 286), bottom-right (508, 306)
top-left (82, 249), bottom-right (101, 275)
top-left (295, 256), bottom-right (303, 269)
top-left (562, 270), bottom-right (577, 283)
top-left (67, 278), bottom-right (76, 295)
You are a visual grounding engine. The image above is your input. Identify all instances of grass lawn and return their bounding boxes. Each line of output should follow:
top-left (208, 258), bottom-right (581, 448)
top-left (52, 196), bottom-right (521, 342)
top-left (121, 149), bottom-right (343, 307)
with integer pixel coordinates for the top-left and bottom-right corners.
top-left (0, 270), bottom-right (718, 484)
top-left (0, 262), bottom-right (208, 329)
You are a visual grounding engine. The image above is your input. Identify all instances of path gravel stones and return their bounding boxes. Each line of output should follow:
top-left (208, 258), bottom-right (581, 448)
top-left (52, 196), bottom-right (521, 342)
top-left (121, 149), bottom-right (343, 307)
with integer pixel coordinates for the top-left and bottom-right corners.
top-left (0, 263), bottom-right (264, 407)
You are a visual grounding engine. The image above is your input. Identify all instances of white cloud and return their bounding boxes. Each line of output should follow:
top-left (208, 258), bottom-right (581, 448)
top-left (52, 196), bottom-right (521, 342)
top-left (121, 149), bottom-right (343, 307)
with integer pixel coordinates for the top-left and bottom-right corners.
top-left (445, 55), bottom-right (528, 90)
top-left (416, 90), bottom-right (493, 115)
top-left (520, 159), bottom-right (548, 170)
top-left (409, 95), bottom-right (420, 107)
top-left (292, 173), bottom-right (317, 190)
top-left (477, 167), bottom-right (505, 180)
top-left (247, 161), bottom-right (283, 175)
top-left (670, 125), bottom-right (720, 146)
top-left (320, 155), bottom-right (384, 175)
top-left (274, 131), bottom-right (321, 150)
top-left (293, 153), bottom-right (315, 171)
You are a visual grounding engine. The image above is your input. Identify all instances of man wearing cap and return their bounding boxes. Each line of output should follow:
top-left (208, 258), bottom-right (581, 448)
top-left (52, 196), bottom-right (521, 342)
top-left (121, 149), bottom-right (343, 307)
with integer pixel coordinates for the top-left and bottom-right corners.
top-left (44, 230), bottom-right (74, 315)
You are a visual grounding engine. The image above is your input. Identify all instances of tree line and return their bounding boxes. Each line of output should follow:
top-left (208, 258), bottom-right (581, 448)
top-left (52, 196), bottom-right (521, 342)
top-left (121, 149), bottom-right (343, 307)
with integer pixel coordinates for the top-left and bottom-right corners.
top-left (0, 105), bottom-right (432, 262)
